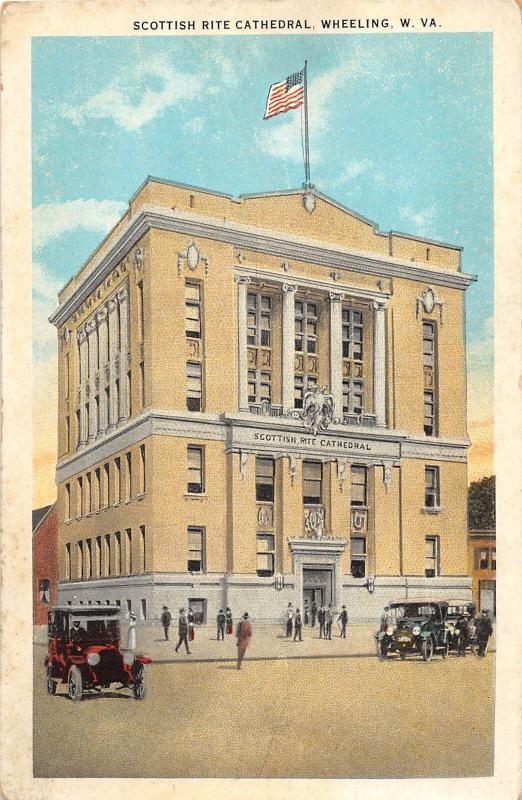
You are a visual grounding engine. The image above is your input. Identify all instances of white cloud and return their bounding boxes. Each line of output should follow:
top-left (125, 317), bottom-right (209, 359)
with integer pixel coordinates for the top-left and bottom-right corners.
top-left (183, 116), bottom-right (204, 134)
top-left (33, 198), bottom-right (126, 250)
top-left (33, 262), bottom-right (62, 363)
top-left (398, 205), bottom-right (437, 233)
top-left (61, 55), bottom-right (205, 131)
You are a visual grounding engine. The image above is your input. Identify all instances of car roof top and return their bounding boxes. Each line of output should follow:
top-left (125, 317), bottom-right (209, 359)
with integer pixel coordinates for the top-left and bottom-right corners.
top-left (51, 605), bottom-right (121, 616)
top-left (387, 599), bottom-right (449, 606)
top-left (446, 599), bottom-right (475, 605)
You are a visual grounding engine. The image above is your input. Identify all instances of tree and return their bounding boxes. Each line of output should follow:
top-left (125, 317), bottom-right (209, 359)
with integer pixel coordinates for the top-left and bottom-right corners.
top-left (468, 476), bottom-right (495, 530)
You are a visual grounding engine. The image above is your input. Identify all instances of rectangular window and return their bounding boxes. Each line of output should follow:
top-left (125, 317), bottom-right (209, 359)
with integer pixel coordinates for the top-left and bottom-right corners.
top-left (256, 533), bottom-right (275, 577)
top-left (188, 527), bottom-right (205, 572)
top-left (65, 543), bottom-right (71, 580)
top-left (479, 548), bottom-right (489, 569)
top-left (125, 452), bottom-right (132, 500)
top-left (38, 578), bottom-right (51, 604)
top-left (114, 457), bottom-right (121, 504)
top-left (126, 598), bottom-right (132, 618)
top-left (125, 528), bottom-right (132, 575)
top-left (95, 467), bottom-right (101, 511)
top-left (65, 416), bottom-right (70, 452)
top-left (303, 461), bottom-right (322, 505)
top-left (295, 301), bottom-right (317, 354)
top-left (256, 457), bottom-right (275, 502)
top-left (126, 371), bottom-right (132, 418)
top-left (137, 280), bottom-right (145, 341)
top-left (424, 390), bottom-right (435, 436)
top-left (247, 292), bottom-right (271, 347)
top-left (76, 409), bottom-right (81, 447)
top-left (140, 525), bottom-right (146, 573)
top-left (139, 444), bottom-right (146, 494)
top-left (187, 446), bottom-right (204, 494)
top-left (140, 361), bottom-right (145, 408)
top-left (342, 380), bottom-right (364, 415)
top-left (185, 283), bottom-right (202, 339)
top-left (65, 483), bottom-right (71, 521)
top-left (115, 380), bottom-right (120, 417)
top-left (248, 370), bottom-right (272, 405)
top-left (294, 374), bottom-right (317, 409)
top-left (65, 352), bottom-right (70, 399)
top-left (104, 534), bottom-right (111, 577)
top-left (188, 598), bottom-right (206, 624)
top-left (342, 308), bottom-right (363, 360)
top-left (95, 536), bottom-right (101, 578)
top-left (103, 463), bottom-right (110, 508)
top-left (424, 466), bottom-right (440, 508)
top-left (86, 473), bottom-right (92, 514)
top-left (351, 466), bottom-right (367, 507)
top-left (77, 476), bottom-right (83, 517)
top-left (186, 361), bottom-right (202, 411)
top-left (425, 536), bottom-right (439, 577)
top-left (491, 548), bottom-right (496, 570)
top-left (350, 537), bottom-right (367, 578)
top-left (423, 322), bottom-right (436, 368)
top-left (114, 532), bottom-right (121, 576)
top-left (85, 539), bottom-right (92, 579)
top-left (140, 599), bottom-right (147, 621)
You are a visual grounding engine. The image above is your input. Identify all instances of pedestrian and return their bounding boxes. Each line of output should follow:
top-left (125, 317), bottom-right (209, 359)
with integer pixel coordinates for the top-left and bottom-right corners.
top-left (188, 606), bottom-right (195, 625)
top-left (293, 608), bottom-right (303, 641)
top-left (456, 613), bottom-right (469, 657)
top-left (304, 599), bottom-right (310, 626)
top-left (337, 605), bottom-right (348, 638)
top-left (225, 607), bottom-right (233, 635)
top-left (311, 600), bottom-right (318, 628)
top-left (217, 608), bottom-right (226, 640)
top-left (318, 605), bottom-right (325, 638)
top-left (325, 604), bottom-right (333, 639)
top-left (285, 603), bottom-right (294, 638)
top-left (127, 612), bottom-right (137, 650)
top-left (475, 610), bottom-right (493, 657)
top-left (160, 605), bottom-right (172, 641)
top-left (174, 607), bottom-right (191, 654)
top-left (236, 612), bottom-right (253, 670)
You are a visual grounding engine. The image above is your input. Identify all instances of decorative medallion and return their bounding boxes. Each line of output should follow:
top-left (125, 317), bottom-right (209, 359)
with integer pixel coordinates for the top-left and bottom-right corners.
top-left (303, 189), bottom-right (316, 214)
top-left (416, 287), bottom-right (444, 323)
top-left (351, 508), bottom-right (368, 533)
top-left (187, 242), bottom-right (200, 270)
top-left (301, 385), bottom-right (335, 435)
top-left (305, 506), bottom-right (325, 539)
top-left (134, 247), bottom-right (145, 272)
top-left (178, 241), bottom-right (209, 277)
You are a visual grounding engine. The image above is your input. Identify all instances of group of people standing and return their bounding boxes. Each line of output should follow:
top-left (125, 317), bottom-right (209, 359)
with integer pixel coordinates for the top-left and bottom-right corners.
top-left (160, 605), bottom-right (252, 669)
top-left (160, 605), bottom-right (198, 654)
top-left (285, 601), bottom-right (349, 640)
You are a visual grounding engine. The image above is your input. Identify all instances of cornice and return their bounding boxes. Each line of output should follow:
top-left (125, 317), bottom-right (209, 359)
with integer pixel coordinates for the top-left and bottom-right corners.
top-left (50, 205), bottom-right (477, 328)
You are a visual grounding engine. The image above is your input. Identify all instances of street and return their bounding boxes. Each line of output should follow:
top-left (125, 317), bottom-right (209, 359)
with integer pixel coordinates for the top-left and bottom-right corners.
top-left (33, 637), bottom-right (494, 779)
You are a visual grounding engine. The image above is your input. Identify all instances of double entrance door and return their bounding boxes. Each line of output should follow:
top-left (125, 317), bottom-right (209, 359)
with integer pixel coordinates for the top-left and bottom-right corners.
top-left (302, 567), bottom-right (333, 608)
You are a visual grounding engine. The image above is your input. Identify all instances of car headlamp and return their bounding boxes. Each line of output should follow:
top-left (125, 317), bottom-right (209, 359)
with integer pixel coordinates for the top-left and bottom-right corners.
top-left (86, 652), bottom-right (101, 666)
top-left (123, 650), bottom-right (135, 666)
top-left (387, 624), bottom-right (396, 635)
top-left (412, 625), bottom-right (421, 636)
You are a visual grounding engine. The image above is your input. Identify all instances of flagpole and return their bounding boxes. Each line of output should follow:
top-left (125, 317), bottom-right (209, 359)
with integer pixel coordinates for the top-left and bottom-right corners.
top-left (303, 60), bottom-right (311, 186)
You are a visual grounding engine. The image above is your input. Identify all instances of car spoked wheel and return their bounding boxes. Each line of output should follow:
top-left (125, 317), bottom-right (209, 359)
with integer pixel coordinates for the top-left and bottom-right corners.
top-left (67, 666), bottom-right (83, 702)
top-left (47, 666), bottom-right (57, 695)
top-left (377, 639), bottom-right (388, 661)
top-left (421, 638), bottom-right (434, 662)
top-left (132, 665), bottom-right (145, 700)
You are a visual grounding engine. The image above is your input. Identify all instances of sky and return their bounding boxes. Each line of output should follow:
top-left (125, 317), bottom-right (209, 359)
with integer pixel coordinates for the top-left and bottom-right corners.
top-left (32, 33), bottom-right (493, 506)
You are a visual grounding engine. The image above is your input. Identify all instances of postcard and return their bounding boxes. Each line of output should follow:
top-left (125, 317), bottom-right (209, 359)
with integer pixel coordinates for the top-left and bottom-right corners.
top-left (1, 1), bottom-right (520, 798)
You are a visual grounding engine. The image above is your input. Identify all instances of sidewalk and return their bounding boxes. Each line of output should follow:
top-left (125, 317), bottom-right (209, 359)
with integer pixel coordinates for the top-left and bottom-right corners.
top-left (33, 622), bottom-right (495, 664)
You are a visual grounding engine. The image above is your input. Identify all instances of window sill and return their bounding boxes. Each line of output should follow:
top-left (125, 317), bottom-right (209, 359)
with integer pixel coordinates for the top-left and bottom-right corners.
top-left (113, 502), bottom-right (121, 508)
top-left (423, 506), bottom-right (442, 515)
top-left (136, 492), bottom-right (146, 501)
top-left (184, 493), bottom-right (206, 499)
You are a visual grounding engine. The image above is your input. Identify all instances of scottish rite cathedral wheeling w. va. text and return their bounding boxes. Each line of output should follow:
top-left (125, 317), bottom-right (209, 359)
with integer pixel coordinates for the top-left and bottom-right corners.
top-left (50, 178), bottom-right (476, 622)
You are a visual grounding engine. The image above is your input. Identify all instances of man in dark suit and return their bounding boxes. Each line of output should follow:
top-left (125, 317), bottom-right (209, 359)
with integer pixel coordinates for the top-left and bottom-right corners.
top-left (311, 601), bottom-right (318, 628)
top-left (318, 605), bottom-right (325, 638)
top-left (338, 605), bottom-right (348, 638)
top-left (160, 605), bottom-right (172, 641)
top-left (175, 608), bottom-right (191, 654)
top-left (217, 609), bottom-right (226, 640)
top-left (293, 608), bottom-right (303, 641)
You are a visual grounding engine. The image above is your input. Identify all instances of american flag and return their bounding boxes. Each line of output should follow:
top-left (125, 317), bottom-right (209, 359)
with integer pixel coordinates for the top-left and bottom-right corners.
top-left (263, 70), bottom-right (304, 120)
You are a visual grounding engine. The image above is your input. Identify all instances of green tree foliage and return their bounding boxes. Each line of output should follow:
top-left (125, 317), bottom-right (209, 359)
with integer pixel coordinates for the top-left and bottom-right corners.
top-left (468, 475), bottom-right (495, 530)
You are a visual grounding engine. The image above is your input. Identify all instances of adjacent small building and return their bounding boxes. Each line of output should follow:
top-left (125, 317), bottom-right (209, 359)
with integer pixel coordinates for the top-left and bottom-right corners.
top-left (33, 503), bottom-right (58, 624)
top-left (468, 529), bottom-right (496, 615)
top-left (49, 177), bottom-right (476, 623)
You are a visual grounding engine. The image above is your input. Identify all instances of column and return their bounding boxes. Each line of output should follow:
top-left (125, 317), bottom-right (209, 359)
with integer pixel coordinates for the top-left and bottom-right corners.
top-left (96, 307), bottom-right (108, 435)
top-left (235, 276), bottom-right (250, 411)
top-left (281, 283), bottom-right (296, 413)
top-left (329, 292), bottom-right (344, 417)
top-left (77, 329), bottom-right (88, 447)
top-left (373, 301), bottom-right (387, 428)
top-left (86, 319), bottom-right (97, 442)
top-left (107, 297), bottom-right (118, 432)
top-left (117, 286), bottom-right (128, 425)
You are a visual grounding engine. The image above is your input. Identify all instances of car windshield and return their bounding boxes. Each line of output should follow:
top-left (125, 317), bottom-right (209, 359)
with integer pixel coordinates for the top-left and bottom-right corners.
top-left (387, 604), bottom-right (441, 621)
top-left (447, 605), bottom-right (474, 618)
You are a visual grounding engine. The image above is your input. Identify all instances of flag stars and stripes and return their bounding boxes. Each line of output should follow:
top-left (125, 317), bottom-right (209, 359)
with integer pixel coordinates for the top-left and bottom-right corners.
top-left (264, 69), bottom-right (304, 119)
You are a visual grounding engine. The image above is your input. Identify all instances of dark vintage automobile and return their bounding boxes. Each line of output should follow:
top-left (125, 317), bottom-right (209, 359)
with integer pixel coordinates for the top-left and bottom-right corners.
top-left (375, 599), bottom-right (450, 661)
top-left (445, 600), bottom-right (477, 654)
top-left (45, 605), bottom-right (151, 701)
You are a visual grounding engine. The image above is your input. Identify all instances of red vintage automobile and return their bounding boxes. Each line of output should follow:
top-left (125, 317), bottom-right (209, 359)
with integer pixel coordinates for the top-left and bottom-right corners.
top-left (45, 605), bottom-right (151, 701)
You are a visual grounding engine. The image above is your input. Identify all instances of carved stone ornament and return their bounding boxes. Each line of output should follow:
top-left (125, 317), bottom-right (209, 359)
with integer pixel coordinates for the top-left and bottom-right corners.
top-left (416, 287), bottom-right (444, 323)
top-left (303, 189), bottom-right (316, 214)
top-left (134, 247), bottom-right (145, 272)
top-left (288, 454), bottom-right (298, 485)
top-left (301, 385), bottom-right (336, 435)
top-left (62, 327), bottom-right (71, 346)
top-left (305, 506), bottom-right (325, 539)
top-left (337, 459), bottom-right (347, 492)
top-left (239, 450), bottom-right (249, 480)
top-left (351, 508), bottom-right (368, 533)
top-left (178, 241), bottom-right (209, 277)
top-left (382, 460), bottom-right (393, 492)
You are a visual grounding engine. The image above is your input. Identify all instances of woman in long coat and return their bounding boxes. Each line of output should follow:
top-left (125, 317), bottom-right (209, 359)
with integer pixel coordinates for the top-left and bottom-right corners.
top-left (236, 612), bottom-right (252, 670)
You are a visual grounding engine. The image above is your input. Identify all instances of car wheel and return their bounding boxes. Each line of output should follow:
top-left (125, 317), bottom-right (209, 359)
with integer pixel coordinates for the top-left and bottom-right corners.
top-left (421, 638), bottom-right (434, 662)
top-left (133, 666), bottom-right (145, 700)
top-left (399, 652), bottom-right (407, 661)
top-left (67, 666), bottom-right (83, 702)
top-left (377, 639), bottom-right (388, 661)
top-left (47, 666), bottom-right (57, 695)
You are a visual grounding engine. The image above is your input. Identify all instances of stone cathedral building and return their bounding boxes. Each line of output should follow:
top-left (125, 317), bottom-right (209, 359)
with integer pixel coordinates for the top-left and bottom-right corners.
top-left (50, 177), bottom-right (475, 623)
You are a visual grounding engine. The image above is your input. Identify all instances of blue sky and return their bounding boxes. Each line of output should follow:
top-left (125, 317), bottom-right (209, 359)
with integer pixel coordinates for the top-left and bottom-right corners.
top-left (32, 33), bottom-right (493, 502)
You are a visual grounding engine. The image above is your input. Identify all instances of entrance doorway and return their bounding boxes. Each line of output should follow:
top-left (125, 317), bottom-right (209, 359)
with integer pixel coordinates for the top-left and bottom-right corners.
top-left (302, 567), bottom-right (333, 608)
top-left (479, 580), bottom-right (496, 616)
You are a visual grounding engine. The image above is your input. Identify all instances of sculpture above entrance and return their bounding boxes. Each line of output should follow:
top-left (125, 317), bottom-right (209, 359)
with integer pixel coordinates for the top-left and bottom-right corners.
top-left (300, 385), bottom-right (336, 435)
